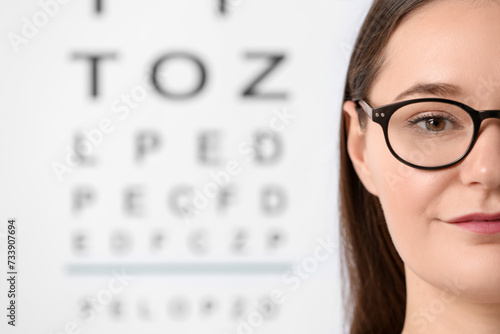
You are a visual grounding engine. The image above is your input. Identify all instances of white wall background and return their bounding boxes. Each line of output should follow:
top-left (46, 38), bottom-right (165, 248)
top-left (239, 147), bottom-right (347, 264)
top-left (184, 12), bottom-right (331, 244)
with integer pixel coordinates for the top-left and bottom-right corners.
top-left (0, 1), bottom-right (373, 333)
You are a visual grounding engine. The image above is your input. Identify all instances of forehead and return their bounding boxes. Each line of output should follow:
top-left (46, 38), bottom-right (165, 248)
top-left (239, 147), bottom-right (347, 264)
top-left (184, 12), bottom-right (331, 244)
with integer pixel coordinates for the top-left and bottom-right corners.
top-left (369, 0), bottom-right (500, 107)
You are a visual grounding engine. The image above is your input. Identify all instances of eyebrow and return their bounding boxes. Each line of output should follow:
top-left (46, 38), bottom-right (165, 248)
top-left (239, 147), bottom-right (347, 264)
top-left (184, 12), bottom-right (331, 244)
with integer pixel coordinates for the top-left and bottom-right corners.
top-left (393, 82), bottom-right (465, 102)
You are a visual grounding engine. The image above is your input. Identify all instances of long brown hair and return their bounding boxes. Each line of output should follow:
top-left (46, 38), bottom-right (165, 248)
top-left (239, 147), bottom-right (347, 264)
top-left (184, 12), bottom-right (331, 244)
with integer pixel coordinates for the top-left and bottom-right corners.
top-left (339, 1), bottom-right (435, 333)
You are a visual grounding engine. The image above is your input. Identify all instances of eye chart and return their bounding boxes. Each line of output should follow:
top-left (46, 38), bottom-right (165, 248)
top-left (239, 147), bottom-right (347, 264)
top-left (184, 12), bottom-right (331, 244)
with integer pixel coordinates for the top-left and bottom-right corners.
top-left (0, 1), bottom-right (371, 333)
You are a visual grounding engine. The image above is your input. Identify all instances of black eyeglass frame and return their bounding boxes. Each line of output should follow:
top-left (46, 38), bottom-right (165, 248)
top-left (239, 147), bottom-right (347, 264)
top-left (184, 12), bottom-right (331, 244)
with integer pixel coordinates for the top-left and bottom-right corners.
top-left (354, 97), bottom-right (500, 170)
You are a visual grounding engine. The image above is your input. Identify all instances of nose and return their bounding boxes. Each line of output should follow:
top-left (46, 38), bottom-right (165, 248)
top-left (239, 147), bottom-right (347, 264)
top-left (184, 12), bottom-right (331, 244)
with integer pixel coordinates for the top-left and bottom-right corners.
top-left (459, 119), bottom-right (500, 190)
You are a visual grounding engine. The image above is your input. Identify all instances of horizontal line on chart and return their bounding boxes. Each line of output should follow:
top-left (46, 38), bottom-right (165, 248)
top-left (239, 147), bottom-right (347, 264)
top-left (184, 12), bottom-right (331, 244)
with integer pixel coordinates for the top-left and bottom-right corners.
top-left (66, 262), bottom-right (293, 275)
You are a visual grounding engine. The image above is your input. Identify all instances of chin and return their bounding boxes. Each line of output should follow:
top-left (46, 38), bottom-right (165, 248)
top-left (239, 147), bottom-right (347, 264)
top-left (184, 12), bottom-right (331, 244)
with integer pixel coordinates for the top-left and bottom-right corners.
top-left (435, 267), bottom-right (500, 304)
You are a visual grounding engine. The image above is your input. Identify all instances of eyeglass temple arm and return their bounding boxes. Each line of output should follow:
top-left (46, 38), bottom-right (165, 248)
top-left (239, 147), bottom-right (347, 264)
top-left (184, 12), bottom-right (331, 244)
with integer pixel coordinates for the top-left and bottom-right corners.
top-left (355, 100), bottom-right (373, 119)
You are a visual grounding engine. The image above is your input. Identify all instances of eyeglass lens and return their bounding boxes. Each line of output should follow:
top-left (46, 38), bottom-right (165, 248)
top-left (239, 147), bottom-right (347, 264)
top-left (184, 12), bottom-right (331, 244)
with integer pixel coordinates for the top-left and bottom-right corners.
top-left (387, 101), bottom-right (474, 168)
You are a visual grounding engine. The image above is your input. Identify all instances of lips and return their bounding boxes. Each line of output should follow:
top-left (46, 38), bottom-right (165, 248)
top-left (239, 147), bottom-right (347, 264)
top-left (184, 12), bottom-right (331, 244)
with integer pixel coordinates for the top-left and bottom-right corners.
top-left (446, 212), bottom-right (500, 234)
top-left (447, 212), bottom-right (500, 223)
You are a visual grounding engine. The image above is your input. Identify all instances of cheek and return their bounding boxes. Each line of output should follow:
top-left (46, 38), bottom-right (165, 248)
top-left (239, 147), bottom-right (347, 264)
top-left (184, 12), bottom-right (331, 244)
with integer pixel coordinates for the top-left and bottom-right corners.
top-left (378, 169), bottom-right (443, 260)
top-left (364, 127), bottom-right (456, 258)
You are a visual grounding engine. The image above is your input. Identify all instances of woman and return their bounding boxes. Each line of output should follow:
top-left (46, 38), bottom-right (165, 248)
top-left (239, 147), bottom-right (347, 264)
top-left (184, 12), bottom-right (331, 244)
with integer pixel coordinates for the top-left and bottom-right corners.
top-left (340, 0), bottom-right (500, 333)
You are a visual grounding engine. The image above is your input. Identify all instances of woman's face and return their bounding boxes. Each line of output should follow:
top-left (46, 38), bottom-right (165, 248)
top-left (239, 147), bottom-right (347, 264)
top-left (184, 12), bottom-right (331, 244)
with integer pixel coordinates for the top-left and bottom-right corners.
top-left (345, 0), bottom-right (500, 302)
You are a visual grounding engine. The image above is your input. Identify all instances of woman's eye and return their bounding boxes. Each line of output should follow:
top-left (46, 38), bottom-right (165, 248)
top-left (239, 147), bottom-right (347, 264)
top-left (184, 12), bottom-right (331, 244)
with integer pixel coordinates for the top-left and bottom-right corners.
top-left (408, 114), bottom-right (461, 133)
top-left (417, 117), bottom-right (448, 131)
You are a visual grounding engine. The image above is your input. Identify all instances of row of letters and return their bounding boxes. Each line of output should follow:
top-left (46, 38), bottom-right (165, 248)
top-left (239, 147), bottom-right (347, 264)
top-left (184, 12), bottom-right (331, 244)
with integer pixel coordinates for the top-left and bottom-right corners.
top-left (71, 228), bottom-right (287, 254)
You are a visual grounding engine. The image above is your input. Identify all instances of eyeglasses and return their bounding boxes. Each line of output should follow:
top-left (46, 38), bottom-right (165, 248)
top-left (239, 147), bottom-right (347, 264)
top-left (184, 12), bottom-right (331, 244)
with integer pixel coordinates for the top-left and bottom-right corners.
top-left (354, 97), bottom-right (500, 170)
